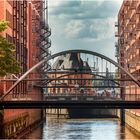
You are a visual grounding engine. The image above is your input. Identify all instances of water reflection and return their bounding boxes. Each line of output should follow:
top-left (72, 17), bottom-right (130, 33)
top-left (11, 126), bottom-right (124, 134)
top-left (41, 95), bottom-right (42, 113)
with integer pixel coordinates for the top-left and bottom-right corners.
top-left (25, 117), bottom-right (140, 140)
top-left (119, 127), bottom-right (126, 140)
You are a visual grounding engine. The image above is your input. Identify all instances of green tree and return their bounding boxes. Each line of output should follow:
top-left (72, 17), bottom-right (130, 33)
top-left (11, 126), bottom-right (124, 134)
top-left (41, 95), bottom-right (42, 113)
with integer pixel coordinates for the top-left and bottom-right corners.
top-left (0, 20), bottom-right (20, 76)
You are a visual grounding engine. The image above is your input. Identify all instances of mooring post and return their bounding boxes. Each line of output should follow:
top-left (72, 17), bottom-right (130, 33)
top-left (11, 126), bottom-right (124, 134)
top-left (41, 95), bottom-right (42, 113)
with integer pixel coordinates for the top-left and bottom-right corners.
top-left (120, 86), bottom-right (125, 126)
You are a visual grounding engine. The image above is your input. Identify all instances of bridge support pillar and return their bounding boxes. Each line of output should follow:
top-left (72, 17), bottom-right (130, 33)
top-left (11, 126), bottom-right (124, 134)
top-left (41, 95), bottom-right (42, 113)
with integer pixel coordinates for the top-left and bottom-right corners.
top-left (120, 109), bottom-right (125, 126)
top-left (57, 109), bottom-right (59, 118)
top-left (120, 86), bottom-right (125, 126)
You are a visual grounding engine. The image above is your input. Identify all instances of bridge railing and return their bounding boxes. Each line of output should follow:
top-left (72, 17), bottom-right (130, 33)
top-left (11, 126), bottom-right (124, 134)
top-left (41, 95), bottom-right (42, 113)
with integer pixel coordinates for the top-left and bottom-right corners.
top-left (44, 93), bottom-right (140, 101)
top-left (2, 92), bottom-right (140, 102)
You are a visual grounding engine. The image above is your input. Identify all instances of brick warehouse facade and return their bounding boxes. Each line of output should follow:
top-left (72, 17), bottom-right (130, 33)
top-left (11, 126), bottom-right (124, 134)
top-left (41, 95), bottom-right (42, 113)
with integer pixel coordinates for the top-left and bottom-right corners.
top-left (0, 0), bottom-right (48, 138)
top-left (48, 53), bottom-right (93, 94)
top-left (116, 0), bottom-right (140, 135)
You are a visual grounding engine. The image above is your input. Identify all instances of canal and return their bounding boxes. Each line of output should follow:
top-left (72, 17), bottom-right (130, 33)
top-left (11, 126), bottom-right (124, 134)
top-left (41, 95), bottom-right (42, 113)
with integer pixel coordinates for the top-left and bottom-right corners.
top-left (24, 117), bottom-right (140, 140)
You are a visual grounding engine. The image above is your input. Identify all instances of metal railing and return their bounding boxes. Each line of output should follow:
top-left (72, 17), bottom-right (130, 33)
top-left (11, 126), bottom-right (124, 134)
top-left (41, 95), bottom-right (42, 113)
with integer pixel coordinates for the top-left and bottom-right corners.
top-left (44, 93), bottom-right (140, 101)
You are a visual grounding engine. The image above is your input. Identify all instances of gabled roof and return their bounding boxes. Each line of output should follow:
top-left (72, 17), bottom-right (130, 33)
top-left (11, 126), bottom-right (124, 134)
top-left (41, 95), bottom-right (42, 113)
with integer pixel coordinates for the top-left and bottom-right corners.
top-left (52, 52), bottom-right (91, 71)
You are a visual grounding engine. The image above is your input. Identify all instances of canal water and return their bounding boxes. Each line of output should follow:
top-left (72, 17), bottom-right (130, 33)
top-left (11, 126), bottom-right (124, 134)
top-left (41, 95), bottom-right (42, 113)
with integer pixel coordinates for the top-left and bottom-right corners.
top-left (25, 117), bottom-right (140, 140)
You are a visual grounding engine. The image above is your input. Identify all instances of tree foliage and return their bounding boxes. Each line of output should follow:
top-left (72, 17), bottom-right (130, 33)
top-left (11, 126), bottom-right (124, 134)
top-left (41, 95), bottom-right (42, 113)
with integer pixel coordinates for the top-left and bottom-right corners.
top-left (0, 20), bottom-right (20, 76)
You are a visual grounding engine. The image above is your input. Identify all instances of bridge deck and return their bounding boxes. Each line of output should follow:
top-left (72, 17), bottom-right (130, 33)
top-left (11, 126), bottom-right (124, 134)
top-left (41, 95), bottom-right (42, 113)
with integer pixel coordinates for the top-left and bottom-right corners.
top-left (0, 100), bottom-right (140, 109)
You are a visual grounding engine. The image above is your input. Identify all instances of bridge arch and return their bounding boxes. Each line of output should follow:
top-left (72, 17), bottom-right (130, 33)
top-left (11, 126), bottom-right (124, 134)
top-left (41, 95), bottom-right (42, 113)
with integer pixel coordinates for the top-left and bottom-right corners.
top-left (1, 49), bottom-right (140, 100)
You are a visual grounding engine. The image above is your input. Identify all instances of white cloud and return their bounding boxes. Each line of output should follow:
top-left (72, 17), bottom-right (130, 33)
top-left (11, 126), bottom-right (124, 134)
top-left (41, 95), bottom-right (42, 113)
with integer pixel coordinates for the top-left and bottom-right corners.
top-left (48, 0), bottom-right (122, 60)
top-left (49, 1), bottom-right (121, 21)
top-left (65, 20), bottom-right (85, 38)
top-left (49, 0), bottom-right (121, 41)
top-left (64, 18), bottom-right (115, 41)
top-left (48, 0), bottom-right (64, 7)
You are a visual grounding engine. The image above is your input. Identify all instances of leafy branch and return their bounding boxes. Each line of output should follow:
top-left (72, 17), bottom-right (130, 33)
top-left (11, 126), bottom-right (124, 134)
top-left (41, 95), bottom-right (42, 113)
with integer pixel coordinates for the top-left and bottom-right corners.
top-left (0, 20), bottom-right (20, 76)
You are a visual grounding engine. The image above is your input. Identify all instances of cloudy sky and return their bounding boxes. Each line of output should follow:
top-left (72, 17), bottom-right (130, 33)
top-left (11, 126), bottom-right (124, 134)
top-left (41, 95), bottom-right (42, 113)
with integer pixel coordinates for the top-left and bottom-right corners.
top-left (48, 0), bottom-right (123, 61)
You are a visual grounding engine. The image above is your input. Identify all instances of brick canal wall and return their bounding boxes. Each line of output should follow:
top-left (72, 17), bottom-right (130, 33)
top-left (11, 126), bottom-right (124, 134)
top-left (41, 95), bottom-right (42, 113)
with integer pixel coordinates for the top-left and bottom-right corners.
top-left (125, 110), bottom-right (140, 137)
top-left (111, 109), bottom-right (140, 136)
top-left (1, 88), bottom-right (44, 139)
top-left (2, 109), bottom-right (44, 139)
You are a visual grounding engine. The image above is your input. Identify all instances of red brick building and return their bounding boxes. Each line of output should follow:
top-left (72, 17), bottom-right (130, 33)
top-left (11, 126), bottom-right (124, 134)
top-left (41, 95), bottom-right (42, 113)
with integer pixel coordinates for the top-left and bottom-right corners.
top-left (48, 53), bottom-right (92, 94)
top-left (0, 0), bottom-right (48, 138)
top-left (116, 0), bottom-right (140, 134)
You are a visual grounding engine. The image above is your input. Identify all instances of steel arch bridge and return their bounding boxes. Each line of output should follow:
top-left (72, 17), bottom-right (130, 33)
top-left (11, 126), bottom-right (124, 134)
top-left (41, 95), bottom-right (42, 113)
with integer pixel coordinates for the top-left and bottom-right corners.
top-left (0, 49), bottom-right (140, 109)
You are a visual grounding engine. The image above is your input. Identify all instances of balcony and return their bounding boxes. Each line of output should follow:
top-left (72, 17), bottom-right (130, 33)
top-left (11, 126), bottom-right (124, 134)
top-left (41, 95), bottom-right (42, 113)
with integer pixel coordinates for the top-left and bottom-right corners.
top-left (119, 46), bottom-right (125, 51)
top-left (124, 29), bottom-right (130, 33)
top-left (136, 5), bottom-right (140, 14)
top-left (136, 61), bottom-right (140, 66)
top-left (136, 23), bottom-right (140, 31)
top-left (129, 62), bottom-right (136, 68)
top-left (115, 48), bottom-right (118, 57)
top-left (119, 57), bottom-right (125, 63)
top-left (130, 1), bottom-right (137, 10)
top-left (115, 42), bottom-right (118, 48)
top-left (128, 30), bottom-right (136, 38)
top-left (119, 38), bottom-right (125, 45)
top-left (135, 40), bottom-right (140, 48)
top-left (124, 0), bottom-right (130, 6)
top-left (129, 18), bottom-right (136, 24)
top-left (115, 54), bottom-right (118, 58)
top-left (115, 32), bottom-right (119, 37)
top-left (115, 22), bottom-right (118, 27)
